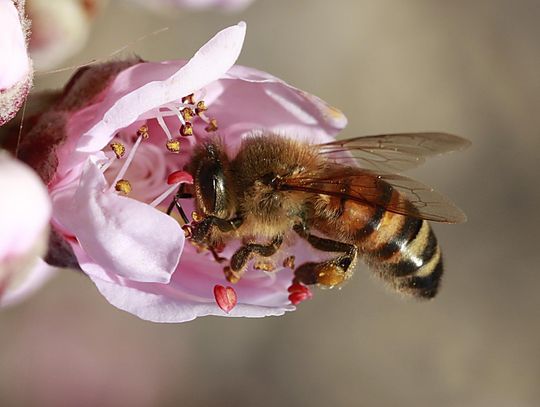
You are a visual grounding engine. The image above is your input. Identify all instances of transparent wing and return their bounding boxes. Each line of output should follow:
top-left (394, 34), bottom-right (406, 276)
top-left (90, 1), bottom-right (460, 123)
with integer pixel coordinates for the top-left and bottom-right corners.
top-left (280, 166), bottom-right (466, 223)
top-left (317, 132), bottom-right (471, 172)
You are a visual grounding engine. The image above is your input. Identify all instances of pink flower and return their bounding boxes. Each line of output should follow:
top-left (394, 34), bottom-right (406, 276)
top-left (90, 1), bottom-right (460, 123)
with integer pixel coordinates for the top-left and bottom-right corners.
top-left (14, 22), bottom-right (347, 322)
top-left (0, 0), bottom-right (33, 126)
top-left (0, 151), bottom-right (54, 307)
top-left (27, 0), bottom-right (105, 70)
top-left (127, 0), bottom-right (256, 12)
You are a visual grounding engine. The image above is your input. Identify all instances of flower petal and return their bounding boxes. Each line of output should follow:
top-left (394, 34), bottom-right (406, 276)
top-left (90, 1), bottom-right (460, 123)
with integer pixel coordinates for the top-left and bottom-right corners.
top-left (77, 21), bottom-right (247, 153)
top-left (0, 259), bottom-right (56, 308)
top-left (53, 159), bottom-right (184, 283)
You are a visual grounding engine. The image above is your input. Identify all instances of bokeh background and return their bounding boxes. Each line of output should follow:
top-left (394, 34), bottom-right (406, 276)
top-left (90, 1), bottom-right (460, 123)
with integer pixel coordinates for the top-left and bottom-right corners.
top-left (1, 0), bottom-right (539, 406)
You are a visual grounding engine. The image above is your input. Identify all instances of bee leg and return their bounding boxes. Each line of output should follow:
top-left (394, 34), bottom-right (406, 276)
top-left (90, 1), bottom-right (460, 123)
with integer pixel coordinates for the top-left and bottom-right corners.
top-left (191, 216), bottom-right (243, 243)
top-left (226, 236), bottom-right (283, 283)
top-left (293, 224), bottom-right (357, 288)
top-left (166, 184), bottom-right (193, 224)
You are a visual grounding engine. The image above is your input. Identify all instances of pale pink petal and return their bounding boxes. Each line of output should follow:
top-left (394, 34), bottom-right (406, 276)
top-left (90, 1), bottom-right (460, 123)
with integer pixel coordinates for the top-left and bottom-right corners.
top-left (52, 159), bottom-right (184, 283)
top-left (85, 238), bottom-right (327, 322)
top-left (0, 0), bottom-right (29, 90)
top-left (0, 151), bottom-right (50, 259)
top-left (77, 21), bottom-right (247, 154)
top-left (0, 259), bottom-right (56, 308)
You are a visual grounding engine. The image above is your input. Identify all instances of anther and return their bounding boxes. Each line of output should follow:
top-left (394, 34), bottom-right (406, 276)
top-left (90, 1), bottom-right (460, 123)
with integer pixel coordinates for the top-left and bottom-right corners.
top-left (166, 139), bottom-right (181, 153)
top-left (182, 94), bottom-right (195, 104)
top-left (253, 260), bottom-right (276, 272)
top-left (204, 118), bottom-right (218, 133)
top-left (115, 179), bottom-right (132, 195)
top-left (283, 256), bottom-right (296, 269)
top-left (136, 124), bottom-right (149, 139)
top-left (287, 283), bottom-right (312, 305)
top-left (191, 211), bottom-right (203, 222)
top-left (110, 142), bottom-right (126, 159)
top-left (213, 284), bottom-right (237, 314)
top-left (195, 100), bottom-right (208, 116)
top-left (180, 122), bottom-right (193, 137)
top-left (167, 170), bottom-right (194, 185)
top-left (181, 107), bottom-right (194, 121)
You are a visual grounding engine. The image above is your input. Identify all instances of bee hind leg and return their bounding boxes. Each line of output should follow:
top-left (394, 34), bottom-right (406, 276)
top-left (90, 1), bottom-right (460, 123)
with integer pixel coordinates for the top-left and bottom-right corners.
top-left (293, 224), bottom-right (357, 288)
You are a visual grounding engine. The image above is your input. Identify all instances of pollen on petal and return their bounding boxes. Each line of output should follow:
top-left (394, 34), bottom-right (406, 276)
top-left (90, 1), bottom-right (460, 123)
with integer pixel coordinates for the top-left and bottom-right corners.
top-left (204, 118), bottom-right (219, 133)
top-left (180, 122), bottom-right (193, 137)
top-left (115, 179), bottom-right (132, 195)
top-left (166, 139), bottom-right (181, 153)
top-left (213, 285), bottom-right (237, 314)
top-left (253, 259), bottom-right (276, 272)
top-left (110, 142), bottom-right (126, 159)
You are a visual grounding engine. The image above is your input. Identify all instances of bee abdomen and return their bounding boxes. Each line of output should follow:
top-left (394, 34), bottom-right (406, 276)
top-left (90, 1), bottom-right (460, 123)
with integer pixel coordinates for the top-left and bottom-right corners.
top-left (363, 216), bottom-right (443, 299)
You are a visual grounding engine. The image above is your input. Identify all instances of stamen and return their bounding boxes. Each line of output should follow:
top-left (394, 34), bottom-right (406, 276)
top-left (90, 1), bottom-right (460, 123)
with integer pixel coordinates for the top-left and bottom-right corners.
top-left (166, 139), bottom-right (181, 153)
top-left (213, 285), bottom-right (237, 314)
top-left (204, 118), bottom-right (219, 133)
top-left (99, 157), bottom-right (115, 173)
top-left (195, 100), bottom-right (208, 116)
top-left (110, 142), bottom-right (126, 159)
top-left (115, 179), bottom-right (132, 195)
top-left (167, 171), bottom-right (193, 185)
top-left (283, 256), bottom-right (296, 269)
top-left (182, 94), bottom-right (195, 104)
top-left (253, 260), bottom-right (276, 272)
top-left (155, 111), bottom-right (173, 140)
top-left (181, 107), bottom-right (194, 121)
top-left (287, 283), bottom-right (312, 305)
top-left (149, 183), bottom-right (180, 208)
top-left (180, 122), bottom-right (193, 137)
top-left (149, 171), bottom-right (193, 208)
top-left (109, 134), bottom-right (144, 192)
top-left (136, 124), bottom-right (149, 139)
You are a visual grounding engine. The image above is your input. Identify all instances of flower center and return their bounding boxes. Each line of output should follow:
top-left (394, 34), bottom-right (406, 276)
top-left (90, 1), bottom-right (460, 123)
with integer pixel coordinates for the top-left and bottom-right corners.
top-left (98, 92), bottom-right (219, 206)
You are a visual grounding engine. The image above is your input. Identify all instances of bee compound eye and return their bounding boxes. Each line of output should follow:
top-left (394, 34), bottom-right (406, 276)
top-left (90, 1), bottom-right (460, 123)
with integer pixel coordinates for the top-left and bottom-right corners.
top-left (198, 163), bottom-right (218, 214)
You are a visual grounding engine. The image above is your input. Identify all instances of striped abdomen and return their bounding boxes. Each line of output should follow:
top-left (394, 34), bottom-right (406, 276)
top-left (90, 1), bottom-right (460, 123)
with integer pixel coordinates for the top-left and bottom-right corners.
top-left (312, 174), bottom-right (443, 298)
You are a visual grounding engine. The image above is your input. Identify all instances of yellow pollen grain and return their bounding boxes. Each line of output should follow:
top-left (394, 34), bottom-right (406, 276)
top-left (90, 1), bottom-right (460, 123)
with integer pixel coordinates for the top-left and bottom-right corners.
top-left (283, 256), bottom-right (296, 269)
top-left (137, 124), bottom-right (149, 139)
top-left (182, 94), bottom-right (195, 104)
top-left (254, 260), bottom-right (276, 272)
top-left (181, 108), bottom-right (194, 121)
top-left (180, 122), bottom-right (193, 137)
top-left (115, 179), bottom-right (132, 195)
top-left (205, 118), bottom-right (218, 132)
top-left (166, 139), bottom-right (181, 153)
top-left (110, 142), bottom-right (126, 159)
top-left (191, 211), bottom-right (203, 222)
top-left (195, 100), bottom-right (207, 116)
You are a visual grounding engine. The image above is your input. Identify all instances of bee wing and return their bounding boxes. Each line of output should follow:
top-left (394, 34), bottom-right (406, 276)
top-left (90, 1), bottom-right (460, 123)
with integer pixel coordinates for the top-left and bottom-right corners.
top-left (316, 132), bottom-right (471, 172)
top-left (281, 167), bottom-right (467, 223)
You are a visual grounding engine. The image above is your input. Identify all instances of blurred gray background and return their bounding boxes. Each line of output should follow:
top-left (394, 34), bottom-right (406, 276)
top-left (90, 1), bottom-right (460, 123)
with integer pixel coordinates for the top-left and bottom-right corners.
top-left (1, 0), bottom-right (539, 406)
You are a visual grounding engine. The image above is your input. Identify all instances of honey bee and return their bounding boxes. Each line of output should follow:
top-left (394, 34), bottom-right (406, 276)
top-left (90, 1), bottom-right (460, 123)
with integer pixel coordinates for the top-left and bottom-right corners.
top-left (169, 132), bottom-right (469, 299)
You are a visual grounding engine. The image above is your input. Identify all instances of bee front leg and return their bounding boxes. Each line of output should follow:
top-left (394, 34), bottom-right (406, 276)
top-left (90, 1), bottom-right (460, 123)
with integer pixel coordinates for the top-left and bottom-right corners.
top-left (225, 236), bottom-right (283, 283)
top-left (293, 224), bottom-right (358, 288)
